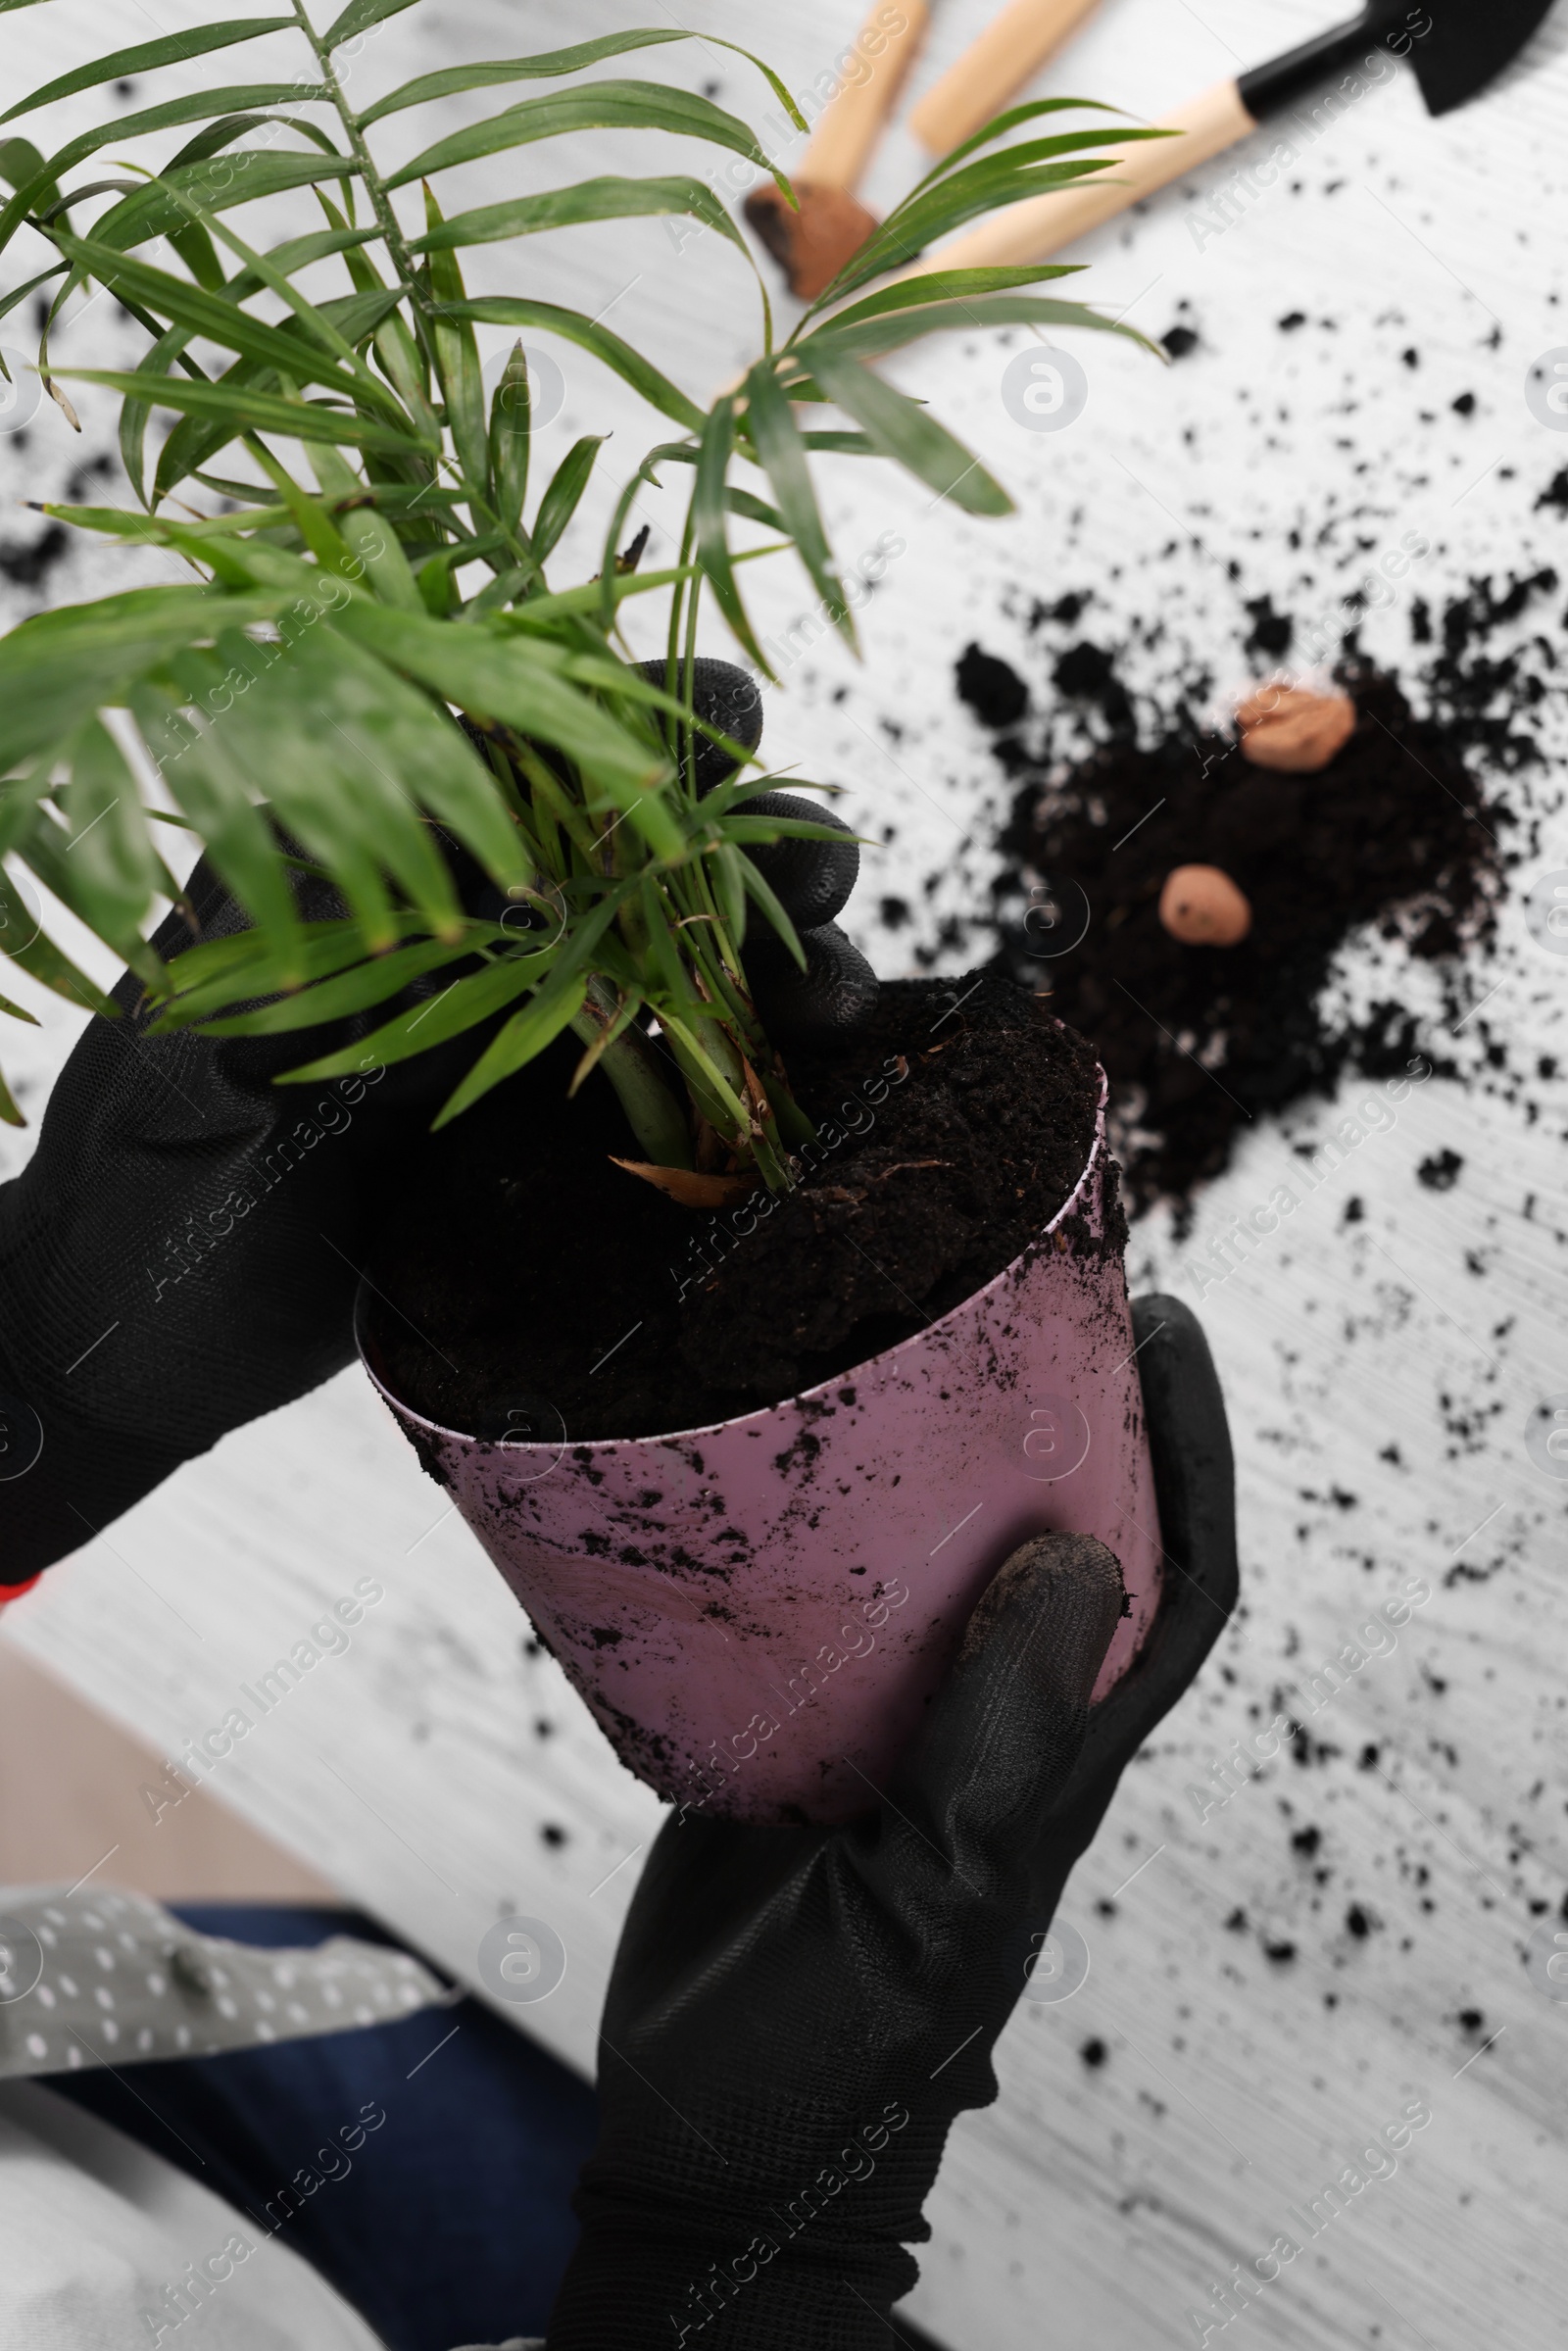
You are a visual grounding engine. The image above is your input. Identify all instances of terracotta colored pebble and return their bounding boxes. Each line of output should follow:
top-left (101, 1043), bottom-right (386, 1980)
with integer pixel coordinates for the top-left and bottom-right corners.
top-left (1158, 863), bottom-right (1253, 947)
top-left (1236, 683), bottom-right (1357, 772)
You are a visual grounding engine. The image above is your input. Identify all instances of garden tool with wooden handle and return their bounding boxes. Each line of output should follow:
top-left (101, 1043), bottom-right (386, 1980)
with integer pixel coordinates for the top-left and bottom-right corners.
top-left (903, 0), bottom-right (1555, 275)
top-left (744, 0), bottom-right (932, 299)
top-left (747, 0), bottom-right (1108, 297)
top-left (908, 0), bottom-right (1104, 154)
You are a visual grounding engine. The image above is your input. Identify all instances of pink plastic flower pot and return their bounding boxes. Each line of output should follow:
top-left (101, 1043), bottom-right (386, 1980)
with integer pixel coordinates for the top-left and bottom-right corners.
top-left (360, 1070), bottom-right (1162, 1826)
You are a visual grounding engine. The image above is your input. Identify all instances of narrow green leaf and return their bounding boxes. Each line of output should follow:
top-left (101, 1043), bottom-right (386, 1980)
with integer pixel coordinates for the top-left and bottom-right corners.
top-left (3, 21), bottom-right (295, 124)
top-left (200, 624), bottom-right (475, 939)
top-left (385, 82), bottom-right (789, 197)
top-left (47, 717), bottom-right (172, 947)
top-left (196, 935), bottom-right (486, 1035)
top-left (43, 502), bottom-right (288, 549)
top-left (320, 623), bottom-right (527, 884)
top-left (411, 175), bottom-right (751, 259)
top-left (363, 29), bottom-right (805, 129)
top-left (51, 232), bottom-right (403, 410)
top-left (0, 134), bottom-right (55, 205)
top-left (502, 562), bottom-right (697, 634)
top-left (28, 88), bottom-right (333, 187)
top-left (723, 813), bottom-right (860, 847)
top-left (322, 0), bottom-right (418, 46)
top-left (712, 841), bottom-right (748, 951)
top-left (0, 867), bottom-right (118, 1016)
top-left (164, 111), bottom-right (332, 172)
top-left (156, 909), bottom-right (439, 1019)
top-left (128, 677), bottom-right (304, 958)
top-left (15, 808), bottom-right (163, 988)
top-left (154, 357), bottom-right (270, 509)
top-left (816, 137), bottom-right (1165, 306)
top-left (489, 343), bottom-right (530, 541)
top-left (808, 264), bottom-right (1081, 334)
top-left (88, 152), bottom-right (357, 258)
top-left (151, 177), bottom-right (403, 413)
top-left (242, 222), bottom-right (381, 283)
top-left (556, 655), bottom-right (760, 792)
top-left (310, 444), bottom-right (424, 612)
top-left (443, 296), bottom-right (703, 433)
top-left (423, 186), bottom-right (490, 530)
top-left (737, 851), bottom-right (807, 970)
top-left (723, 485), bottom-right (784, 531)
top-left (327, 603), bottom-right (683, 856)
top-left (914, 95), bottom-right (1132, 185)
top-left (0, 1065), bottom-right (23, 1126)
top-left (360, 32), bottom-right (695, 124)
top-left (0, 585), bottom-right (288, 772)
top-left (744, 358), bottom-right (854, 655)
top-left (431, 967), bottom-right (588, 1126)
top-left (804, 343), bottom-right (1011, 518)
top-left (531, 435), bottom-right (604, 563)
top-left (802, 293), bottom-right (1159, 367)
top-left (53, 367), bottom-right (433, 458)
top-left (0, 261), bottom-right (65, 329)
top-left (642, 878), bottom-right (715, 1020)
top-left (0, 767), bottom-right (50, 860)
top-left (111, 210), bottom-right (380, 486)
top-left (280, 948), bottom-right (558, 1081)
top-left (170, 219), bottom-right (226, 290)
top-left (693, 397), bottom-right (766, 672)
top-left (0, 992), bottom-right (39, 1025)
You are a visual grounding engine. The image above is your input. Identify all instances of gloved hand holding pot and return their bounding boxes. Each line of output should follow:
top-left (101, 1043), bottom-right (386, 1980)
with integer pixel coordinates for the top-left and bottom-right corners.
top-left (359, 661), bottom-right (1178, 1827)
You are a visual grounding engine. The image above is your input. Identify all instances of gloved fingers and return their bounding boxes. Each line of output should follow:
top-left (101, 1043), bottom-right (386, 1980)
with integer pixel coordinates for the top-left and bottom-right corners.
top-left (746, 919), bottom-right (879, 1046)
top-left (142, 830), bottom-right (512, 1113)
top-left (734, 788), bottom-right (858, 931)
top-left (885, 1532), bottom-right (1126, 1895)
top-left (1131, 1293), bottom-right (1238, 1634)
top-left (633, 655), bottom-right (763, 796)
top-left (1044, 1296), bottom-right (1238, 1838)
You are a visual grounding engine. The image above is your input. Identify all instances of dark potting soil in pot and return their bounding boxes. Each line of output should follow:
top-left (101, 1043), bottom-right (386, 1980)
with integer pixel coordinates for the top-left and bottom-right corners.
top-left (980, 664), bottom-right (1509, 1218)
top-left (367, 971), bottom-right (1108, 1443)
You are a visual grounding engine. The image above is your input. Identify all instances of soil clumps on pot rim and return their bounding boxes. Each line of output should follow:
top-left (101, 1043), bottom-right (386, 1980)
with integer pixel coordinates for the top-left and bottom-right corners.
top-left (986, 663), bottom-right (1509, 1217)
top-left (367, 973), bottom-right (1107, 1444)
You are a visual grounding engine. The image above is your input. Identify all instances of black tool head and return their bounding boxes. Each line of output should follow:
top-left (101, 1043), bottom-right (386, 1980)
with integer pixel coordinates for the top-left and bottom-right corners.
top-left (1398, 0), bottom-right (1556, 114)
top-left (1241, 0), bottom-right (1556, 124)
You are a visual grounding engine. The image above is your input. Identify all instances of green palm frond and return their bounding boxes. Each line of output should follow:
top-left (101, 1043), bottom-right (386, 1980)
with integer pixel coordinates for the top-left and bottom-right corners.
top-left (0, 1), bottom-right (1153, 1177)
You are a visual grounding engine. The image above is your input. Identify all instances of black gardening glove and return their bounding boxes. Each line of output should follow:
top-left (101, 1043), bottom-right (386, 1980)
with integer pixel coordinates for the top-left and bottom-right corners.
top-left (635, 657), bottom-right (878, 1047)
top-left (0, 852), bottom-right (455, 1586)
top-left (0, 664), bottom-right (875, 1587)
top-left (547, 1296), bottom-right (1237, 2350)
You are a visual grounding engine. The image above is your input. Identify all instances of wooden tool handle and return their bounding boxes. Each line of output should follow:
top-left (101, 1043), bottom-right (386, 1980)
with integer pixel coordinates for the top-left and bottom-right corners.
top-left (907, 0), bottom-right (1102, 156)
top-left (804, 0), bottom-right (931, 191)
top-left (907, 78), bottom-right (1255, 269)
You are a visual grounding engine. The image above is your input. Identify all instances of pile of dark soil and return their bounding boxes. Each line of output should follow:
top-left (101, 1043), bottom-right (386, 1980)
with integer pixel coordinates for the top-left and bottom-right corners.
top-left (974, 661), bottom-right (1511, 1215)
top-left (368, 972), bottom-right (1104, 1442)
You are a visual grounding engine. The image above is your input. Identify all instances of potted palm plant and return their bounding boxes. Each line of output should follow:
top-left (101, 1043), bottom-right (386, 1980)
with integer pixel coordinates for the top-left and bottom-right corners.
top-left (0, 0), bottom-right (1165, 1821)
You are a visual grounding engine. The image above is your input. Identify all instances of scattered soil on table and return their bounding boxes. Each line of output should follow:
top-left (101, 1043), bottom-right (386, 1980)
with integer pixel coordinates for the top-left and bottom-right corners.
top-left (986, 662), bottom-right (1507, 1215)
top-left (942, 542), bottom-right (1557, 1229)
top-left (368, 971), bottom-right (1105, 1442)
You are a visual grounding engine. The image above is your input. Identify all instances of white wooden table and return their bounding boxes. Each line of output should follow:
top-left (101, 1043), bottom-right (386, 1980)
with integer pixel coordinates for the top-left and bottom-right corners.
top-left (3, 2), bottom-right (1567, 2345)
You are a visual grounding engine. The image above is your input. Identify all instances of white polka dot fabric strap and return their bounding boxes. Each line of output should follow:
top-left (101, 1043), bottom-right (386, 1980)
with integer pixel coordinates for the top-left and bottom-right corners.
top-left (0, 1884), bottom-right (449, 2079)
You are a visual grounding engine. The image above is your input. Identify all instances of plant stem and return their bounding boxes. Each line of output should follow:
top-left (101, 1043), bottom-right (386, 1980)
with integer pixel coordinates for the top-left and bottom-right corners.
top-left (289, 0), bottom-right (431, 361)
top-left (570, 988), bottom-right (693, 1170)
